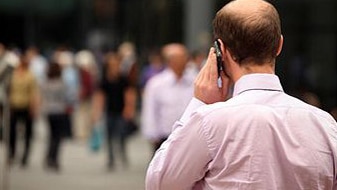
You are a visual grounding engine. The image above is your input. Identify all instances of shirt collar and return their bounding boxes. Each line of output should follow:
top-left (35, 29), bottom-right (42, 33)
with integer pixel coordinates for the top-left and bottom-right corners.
top-left (232, 73), bottom-right (284, 97)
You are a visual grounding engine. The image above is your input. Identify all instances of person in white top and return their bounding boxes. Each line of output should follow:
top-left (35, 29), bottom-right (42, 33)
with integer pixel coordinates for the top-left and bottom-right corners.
top-left (146, 0), bottom-right (337, 189)
top-left (141, 43), bottom-right (195, 154)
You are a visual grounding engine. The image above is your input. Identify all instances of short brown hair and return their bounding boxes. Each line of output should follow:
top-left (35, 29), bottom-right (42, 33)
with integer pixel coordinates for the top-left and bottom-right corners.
top-left (213, 0), bottom-right (281, 65)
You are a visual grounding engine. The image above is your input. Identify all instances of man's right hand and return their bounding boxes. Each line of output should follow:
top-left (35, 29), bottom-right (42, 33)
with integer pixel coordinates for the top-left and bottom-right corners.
top-left (194, 47), bottom-right (231, 104)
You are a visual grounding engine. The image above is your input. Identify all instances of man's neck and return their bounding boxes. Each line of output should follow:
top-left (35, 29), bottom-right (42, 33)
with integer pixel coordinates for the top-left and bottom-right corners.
top-left (232, 62), bottom-right (275, 83)
top-left (242, 63), bottom-right (275, 74)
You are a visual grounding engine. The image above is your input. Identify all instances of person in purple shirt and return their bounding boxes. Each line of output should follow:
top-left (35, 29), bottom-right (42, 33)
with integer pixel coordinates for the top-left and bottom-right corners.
top-left (140, 48), bottom-right (165, 91)
top-left (145, 0), bottom-right (337, 189)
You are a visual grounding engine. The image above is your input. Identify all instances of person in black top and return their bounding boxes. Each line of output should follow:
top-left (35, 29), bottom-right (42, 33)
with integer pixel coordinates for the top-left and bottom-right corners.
top-left (92, 52), bottom-right (136, 170)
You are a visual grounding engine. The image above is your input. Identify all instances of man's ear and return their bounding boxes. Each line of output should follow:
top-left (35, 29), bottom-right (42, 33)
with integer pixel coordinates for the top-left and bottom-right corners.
top-left (216, 39), bottom-right (225, 58)
top-left (276, 35), bottom-right (283, 56)
top-left (217, 39), bottom-right (236, 63)
top-left (216, 39), bottom-right (228, 62)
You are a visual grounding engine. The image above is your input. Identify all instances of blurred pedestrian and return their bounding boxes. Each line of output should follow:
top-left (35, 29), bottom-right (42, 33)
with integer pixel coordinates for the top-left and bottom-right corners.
top-left (0, 43), bottom-right (7, 141)
top-left (26, 46), bottom-right (48, 87)
top-left (54, 49), bottom-right (79, 139)
top-left (0, 45), bottom-right (20, 141)
top-left (139, 48), bottom-right (165, 92)
top-left (25, 46), bottom-right (48, 148)
top-left (300, 90), bottom-right (321, 108)
top-left (118, 41), bottom-right (139, 87)
top-left (118, 42), bottom-right (137, 78)
top-left (186, 48), bottom-right (207, 76)
top-left (8, 54), bottom-right (38, 167)
top-left (141, 43), bottom-right (195, 155)
top-left (41, 63), bottom-right (68, 171)
top-left (74, 50), bottom-right (98, 141)
top-left (92, 52), bottom-right (137, 170)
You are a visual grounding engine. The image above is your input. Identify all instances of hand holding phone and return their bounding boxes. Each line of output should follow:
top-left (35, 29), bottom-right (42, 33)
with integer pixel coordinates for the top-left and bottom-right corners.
top-left (214, 39), bottom-right (224, 88)
top-left (194, 44), bottom-right (230, 104)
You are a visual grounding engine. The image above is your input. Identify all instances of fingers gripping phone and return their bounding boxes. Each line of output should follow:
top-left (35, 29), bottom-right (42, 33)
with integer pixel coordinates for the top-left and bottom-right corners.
top-left (214, 39), bottom-right (224, 88)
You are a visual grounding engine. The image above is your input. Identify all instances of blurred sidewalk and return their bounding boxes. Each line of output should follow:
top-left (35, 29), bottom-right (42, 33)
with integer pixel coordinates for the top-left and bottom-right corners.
top-left (2, 119), bottom-right (152, 190)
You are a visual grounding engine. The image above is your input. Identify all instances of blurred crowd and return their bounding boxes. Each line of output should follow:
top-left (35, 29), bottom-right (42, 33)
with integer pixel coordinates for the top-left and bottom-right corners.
top-left (0, 41), bottom-right (207, 172)
top-left (1, 40), bottom-right (336, 173)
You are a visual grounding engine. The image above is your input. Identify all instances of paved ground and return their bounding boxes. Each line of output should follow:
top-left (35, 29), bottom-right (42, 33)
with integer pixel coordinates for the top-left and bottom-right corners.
top-left (0, 121), bottom-right (152, 190)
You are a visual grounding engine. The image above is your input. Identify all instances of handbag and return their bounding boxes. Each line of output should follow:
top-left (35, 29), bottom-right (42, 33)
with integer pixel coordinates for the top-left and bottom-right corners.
top-left (89, 121), bottom-right (104, 152)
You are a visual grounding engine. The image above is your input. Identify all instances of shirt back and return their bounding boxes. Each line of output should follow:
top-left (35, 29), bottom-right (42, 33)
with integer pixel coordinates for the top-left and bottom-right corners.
top-left (202, 89), bottom-right (337, 189)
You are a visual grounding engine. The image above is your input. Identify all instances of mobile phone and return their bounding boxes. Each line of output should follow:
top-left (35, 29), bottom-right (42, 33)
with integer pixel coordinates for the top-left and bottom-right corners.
top-left (214, 39), bottom-right (224, 88)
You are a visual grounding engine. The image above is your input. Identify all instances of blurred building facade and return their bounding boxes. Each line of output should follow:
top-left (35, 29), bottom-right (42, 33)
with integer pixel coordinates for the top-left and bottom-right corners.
top-left (0, 0), bottom-right (336, 110)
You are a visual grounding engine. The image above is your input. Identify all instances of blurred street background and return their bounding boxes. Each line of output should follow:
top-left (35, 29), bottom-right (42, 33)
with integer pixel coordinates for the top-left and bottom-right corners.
top-left (1, 122), bottom-right (151, 190)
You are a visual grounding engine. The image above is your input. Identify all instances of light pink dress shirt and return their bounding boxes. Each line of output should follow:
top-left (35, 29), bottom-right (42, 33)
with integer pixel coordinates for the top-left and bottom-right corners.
top-left (146, 74), bottom-right (337, 190)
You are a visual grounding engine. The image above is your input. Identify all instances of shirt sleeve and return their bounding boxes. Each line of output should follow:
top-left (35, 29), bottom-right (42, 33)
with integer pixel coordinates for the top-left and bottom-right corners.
top-left (177, 97), bottom-right (205, 128)
top-left (145, 111), bottom-right (212, 190)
